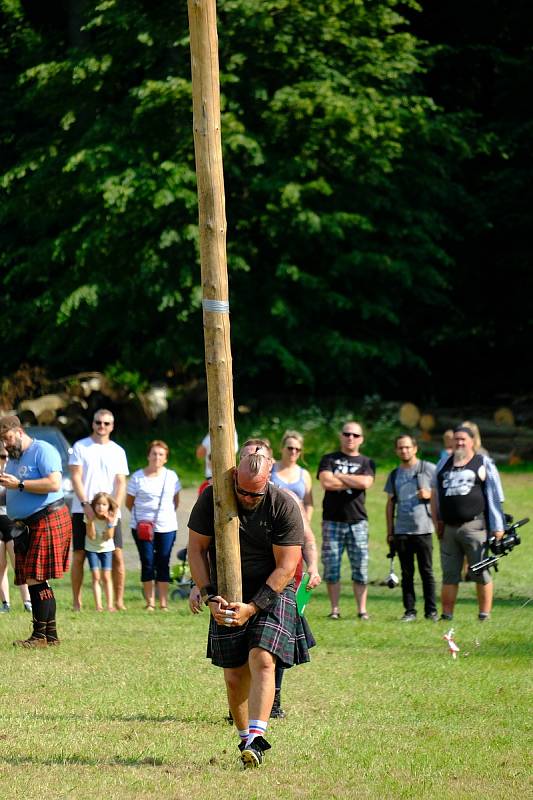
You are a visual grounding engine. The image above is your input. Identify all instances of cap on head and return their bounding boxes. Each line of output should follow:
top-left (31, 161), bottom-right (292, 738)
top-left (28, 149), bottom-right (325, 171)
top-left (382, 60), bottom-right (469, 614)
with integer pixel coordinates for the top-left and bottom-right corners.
top-left (0, 415), bottom-right (22, 435)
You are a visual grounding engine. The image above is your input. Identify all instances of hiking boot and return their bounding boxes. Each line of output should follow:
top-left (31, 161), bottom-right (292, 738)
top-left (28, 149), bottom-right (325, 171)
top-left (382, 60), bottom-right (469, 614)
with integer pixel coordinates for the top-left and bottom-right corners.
top-left (270, 689), bottom-right (286, 719)
top-left (13, 636), bottom-right (48, 649)
top-left (400, 612), bottom-right (416, 622)
top-left (241, 736), bottom-right (271, 768)
top-left (425, 612), bottom-right (439, 622)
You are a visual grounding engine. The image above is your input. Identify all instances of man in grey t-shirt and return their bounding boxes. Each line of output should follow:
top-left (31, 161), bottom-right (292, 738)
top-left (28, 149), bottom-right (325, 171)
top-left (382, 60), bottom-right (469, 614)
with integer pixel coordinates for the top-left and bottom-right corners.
top-left (384, 434), bottom-right (437, 622)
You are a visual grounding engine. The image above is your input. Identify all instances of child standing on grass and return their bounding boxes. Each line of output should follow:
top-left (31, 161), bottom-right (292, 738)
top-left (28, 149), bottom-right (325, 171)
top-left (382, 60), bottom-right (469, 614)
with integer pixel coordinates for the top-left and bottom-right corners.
top-left (85, 492), bottom-right (118, 612)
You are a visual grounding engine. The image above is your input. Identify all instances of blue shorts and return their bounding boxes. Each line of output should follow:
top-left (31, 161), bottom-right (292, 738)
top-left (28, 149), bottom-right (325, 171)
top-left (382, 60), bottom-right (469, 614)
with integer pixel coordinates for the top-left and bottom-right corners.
top-left (86, 550), bottom-right (113, 571)
top-left (321, 520), bottom-right (369, 584)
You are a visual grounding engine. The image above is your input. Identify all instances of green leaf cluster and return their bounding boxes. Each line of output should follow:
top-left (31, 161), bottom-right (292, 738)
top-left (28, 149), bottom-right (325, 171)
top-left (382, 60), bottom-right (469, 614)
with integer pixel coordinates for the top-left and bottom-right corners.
top-left (1, 0), bottom-right (527, 399)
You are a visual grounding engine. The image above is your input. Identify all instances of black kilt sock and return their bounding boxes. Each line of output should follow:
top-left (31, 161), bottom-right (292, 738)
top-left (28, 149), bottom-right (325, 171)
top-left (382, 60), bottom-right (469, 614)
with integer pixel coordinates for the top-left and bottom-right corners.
top-left (45, 587), bottom-right (58, 642)
top-left (28, 582), bottom-right (51, 640)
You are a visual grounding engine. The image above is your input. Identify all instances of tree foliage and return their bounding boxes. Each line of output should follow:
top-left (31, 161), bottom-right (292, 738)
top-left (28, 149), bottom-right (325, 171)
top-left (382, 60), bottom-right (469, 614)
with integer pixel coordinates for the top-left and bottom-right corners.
top-left (0, 0), bottom-right (530, 400)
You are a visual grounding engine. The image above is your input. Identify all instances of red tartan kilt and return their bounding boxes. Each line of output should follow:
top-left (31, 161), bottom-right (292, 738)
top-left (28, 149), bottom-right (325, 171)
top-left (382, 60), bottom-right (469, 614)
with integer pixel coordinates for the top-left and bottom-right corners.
top-left (15, 505), bottom-right (72, 585)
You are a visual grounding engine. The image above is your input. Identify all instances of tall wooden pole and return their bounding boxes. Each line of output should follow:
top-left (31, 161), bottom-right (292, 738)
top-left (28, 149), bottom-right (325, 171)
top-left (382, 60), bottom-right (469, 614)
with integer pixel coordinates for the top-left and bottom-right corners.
top-left (188, 0), bottom-right (242, 601)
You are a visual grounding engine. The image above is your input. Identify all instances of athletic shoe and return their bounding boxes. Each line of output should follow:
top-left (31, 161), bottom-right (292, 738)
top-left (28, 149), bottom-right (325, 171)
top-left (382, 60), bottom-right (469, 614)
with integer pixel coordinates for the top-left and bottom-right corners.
top-left (478, 612), bottom-right (490, 622)
top-left (327, 611), bottom-right (340, 620)
top-left (358, 612), bottom-right (370, 621)
top-left (241, 736), bottom-right (271, 768)
top-left (0, 602), bottom-right (10, 613)
top-left (23, 602), bottom-right (32, 613)
top-left (400, 612), bottom-right (416, 622)
top-left (440, 613), bottom-right (453, 621)
top-left (425, 612), bottom-right (439, 622)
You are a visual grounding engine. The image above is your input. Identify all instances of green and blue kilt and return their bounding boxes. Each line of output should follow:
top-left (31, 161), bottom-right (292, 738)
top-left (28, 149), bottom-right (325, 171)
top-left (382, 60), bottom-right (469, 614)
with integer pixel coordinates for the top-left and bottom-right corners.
top-left (207, 585), bottom-right (316, 669)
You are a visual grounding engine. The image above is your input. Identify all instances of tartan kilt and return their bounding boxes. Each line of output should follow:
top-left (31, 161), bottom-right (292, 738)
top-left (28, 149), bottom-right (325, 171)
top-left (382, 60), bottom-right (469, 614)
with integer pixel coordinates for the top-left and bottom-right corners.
top-left (15, 505), bottom-right (72, 585)
top-left (207, 585), bottom-right (316, 669)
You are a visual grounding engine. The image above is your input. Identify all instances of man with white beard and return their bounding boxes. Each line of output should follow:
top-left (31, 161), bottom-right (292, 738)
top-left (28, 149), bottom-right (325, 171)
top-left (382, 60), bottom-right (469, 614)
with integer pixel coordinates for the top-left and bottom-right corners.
top-left (432, 426), bottom-right (504, 621)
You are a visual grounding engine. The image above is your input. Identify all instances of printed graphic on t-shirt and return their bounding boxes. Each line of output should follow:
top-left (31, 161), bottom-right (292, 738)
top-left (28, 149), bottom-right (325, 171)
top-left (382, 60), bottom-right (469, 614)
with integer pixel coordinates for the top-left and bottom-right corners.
top-left (332, 458), bottom-right (361, 495)
top-left (441, 468), bottom-right (476, 497)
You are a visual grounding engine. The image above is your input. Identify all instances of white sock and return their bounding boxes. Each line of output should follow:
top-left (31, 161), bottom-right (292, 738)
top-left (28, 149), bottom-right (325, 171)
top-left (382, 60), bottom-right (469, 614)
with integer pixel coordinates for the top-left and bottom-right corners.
top-left (246, 719), bottom-right (267, 746)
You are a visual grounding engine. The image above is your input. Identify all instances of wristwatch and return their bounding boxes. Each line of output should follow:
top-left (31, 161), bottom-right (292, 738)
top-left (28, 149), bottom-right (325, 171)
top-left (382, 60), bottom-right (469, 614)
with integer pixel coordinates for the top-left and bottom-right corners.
top-left (81, 501), bottom-right (90, 507)
top-left (18, 481), bottom-right (24, 492)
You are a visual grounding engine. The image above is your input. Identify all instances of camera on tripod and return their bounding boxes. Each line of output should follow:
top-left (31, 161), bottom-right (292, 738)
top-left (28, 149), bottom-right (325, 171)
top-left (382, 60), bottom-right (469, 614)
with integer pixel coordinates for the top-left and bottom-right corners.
top-left (470, 515), bottom-right (529, 574)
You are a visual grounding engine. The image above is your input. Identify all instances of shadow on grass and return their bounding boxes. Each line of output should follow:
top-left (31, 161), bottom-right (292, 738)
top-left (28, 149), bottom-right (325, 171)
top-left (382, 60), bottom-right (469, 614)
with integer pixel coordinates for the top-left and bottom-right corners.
top-left (0, 755), bottom-right (168, 767)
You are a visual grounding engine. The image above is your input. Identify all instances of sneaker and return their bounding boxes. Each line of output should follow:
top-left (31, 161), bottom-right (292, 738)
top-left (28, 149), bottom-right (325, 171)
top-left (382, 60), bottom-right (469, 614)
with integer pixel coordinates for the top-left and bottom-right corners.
top-left (478, 612), bottom-right (490, 622)
top-left (0, 602), bottom-right (10, 613)
top-left (358, 612), bottom-right (370, 621)
top-left (440, 613), bottom-right (453, 621)
top-left (241, 736), bottom-right (271, 768)
top-left (425, 612), bottom-right (439, 622)
top-left (327, 611), bottom-right (340, 620)
top-left (23, 601), bottom-right (32, 613)
top-left (400, 612), bottom-right (416, 622)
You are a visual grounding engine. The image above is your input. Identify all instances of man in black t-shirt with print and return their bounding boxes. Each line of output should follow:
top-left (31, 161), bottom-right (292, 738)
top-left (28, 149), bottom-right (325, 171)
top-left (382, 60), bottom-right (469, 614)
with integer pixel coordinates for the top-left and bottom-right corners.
top-left (188, 442), bottom-right (313, 769)
top-left (318, 421), bottom-right (375, 621)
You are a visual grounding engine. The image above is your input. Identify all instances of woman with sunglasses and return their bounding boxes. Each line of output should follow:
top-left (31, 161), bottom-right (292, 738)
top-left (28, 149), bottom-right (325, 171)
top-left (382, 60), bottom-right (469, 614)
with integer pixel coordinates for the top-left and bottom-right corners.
top-left (270, 431), bottom-right (314, 523)
top-left (0, 444), bottom-right (32, 613)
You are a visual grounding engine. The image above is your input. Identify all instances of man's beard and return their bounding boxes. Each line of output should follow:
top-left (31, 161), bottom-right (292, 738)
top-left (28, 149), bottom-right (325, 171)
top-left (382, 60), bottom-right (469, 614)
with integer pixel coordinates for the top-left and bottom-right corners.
top-left (453, 447), bottom-right (467, 464)
top-left (6, 437), bottom-right (23, 460)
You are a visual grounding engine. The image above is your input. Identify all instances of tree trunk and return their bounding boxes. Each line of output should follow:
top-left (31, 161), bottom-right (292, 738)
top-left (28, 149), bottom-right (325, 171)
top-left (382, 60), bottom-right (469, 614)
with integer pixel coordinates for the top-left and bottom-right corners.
top-left (188, 0), bottom-right (241, 601)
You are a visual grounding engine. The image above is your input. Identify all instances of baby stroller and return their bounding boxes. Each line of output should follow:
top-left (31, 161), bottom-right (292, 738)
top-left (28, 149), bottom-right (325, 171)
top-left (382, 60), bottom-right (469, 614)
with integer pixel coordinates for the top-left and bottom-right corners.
top-left (170, 547), bottom-right (193, 600)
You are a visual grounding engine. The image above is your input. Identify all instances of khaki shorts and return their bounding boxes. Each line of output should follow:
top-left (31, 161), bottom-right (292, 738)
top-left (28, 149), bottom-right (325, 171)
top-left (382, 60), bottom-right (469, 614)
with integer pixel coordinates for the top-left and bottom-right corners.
top-left (440, 516), bottom-right (492, 585)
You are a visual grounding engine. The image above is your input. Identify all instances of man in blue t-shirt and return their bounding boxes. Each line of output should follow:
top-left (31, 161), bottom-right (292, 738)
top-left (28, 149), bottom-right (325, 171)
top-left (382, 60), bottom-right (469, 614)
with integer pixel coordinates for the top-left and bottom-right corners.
top-left (384, 434), bottom-right (437, 622)
top-left (0, 416), bottom-right (72, 648)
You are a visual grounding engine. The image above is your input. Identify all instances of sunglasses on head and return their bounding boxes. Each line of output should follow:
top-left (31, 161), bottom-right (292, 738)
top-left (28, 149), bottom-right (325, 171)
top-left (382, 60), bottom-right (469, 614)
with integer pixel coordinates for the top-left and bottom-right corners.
top-left (342, 431), bottom-right (361, 438)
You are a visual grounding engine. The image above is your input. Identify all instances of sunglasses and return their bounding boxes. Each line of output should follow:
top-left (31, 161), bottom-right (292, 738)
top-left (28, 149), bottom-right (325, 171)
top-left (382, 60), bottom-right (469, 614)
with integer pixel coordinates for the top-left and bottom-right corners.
top-left (342, 432), bottom-right (362, 438)
top-left (94, 420), bottom-right (112, 426)
top-left (234, 479), bottom-right (267, 498)
top-left (286, 446), bottom-right (301, 453)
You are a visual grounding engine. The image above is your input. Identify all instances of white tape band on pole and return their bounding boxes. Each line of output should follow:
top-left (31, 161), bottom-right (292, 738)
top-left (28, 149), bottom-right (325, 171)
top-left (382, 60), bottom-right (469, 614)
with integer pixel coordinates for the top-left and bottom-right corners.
top-left (203, 299), bottom-right (229, 314)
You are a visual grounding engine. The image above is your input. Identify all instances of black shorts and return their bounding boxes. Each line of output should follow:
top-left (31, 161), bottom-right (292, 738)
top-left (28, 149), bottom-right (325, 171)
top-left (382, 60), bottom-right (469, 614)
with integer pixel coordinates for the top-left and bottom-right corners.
top-left (72, 513), bottom-right (123, 550)
top-left (0, 514), bottom-right (14, 542)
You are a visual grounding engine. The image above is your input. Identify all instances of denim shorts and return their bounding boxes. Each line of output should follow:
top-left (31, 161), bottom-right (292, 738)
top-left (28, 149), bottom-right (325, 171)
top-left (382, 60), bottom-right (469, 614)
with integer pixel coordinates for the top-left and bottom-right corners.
top-left (321, 519), bottom-right (369, 584)
top-left (86, 550), bottom-right (113, 571)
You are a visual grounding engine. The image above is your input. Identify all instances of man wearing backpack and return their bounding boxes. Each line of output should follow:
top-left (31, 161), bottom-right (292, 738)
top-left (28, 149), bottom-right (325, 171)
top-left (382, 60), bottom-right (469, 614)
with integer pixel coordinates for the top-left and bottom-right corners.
top-left (384, 434), bottom-right (438, 622)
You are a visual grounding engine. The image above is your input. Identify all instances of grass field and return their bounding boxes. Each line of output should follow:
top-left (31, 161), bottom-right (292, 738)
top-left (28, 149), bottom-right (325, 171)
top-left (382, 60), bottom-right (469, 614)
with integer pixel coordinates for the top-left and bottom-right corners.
top-left (0, 473), bottom-right (531, 799)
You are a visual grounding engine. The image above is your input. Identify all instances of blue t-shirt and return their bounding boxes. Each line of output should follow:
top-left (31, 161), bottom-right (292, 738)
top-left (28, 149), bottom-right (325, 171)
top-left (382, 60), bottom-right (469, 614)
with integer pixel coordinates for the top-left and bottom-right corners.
top-left (5, 439), bottom-right (63, 519)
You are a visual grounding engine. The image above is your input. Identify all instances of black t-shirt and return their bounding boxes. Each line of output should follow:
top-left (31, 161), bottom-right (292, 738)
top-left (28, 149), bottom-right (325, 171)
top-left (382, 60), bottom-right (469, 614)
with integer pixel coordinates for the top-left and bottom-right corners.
top-left (317, 451), bottom-right (376, 523)
top-left (437, 454), bottom-right (485, 524)
top-left (188, 483), bottom-right (304, 601)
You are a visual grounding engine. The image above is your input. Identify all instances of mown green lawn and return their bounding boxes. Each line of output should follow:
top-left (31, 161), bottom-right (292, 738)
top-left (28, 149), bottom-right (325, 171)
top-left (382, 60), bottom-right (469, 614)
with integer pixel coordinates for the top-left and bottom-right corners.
top-left (0, 474), bottom-right (531, 799)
